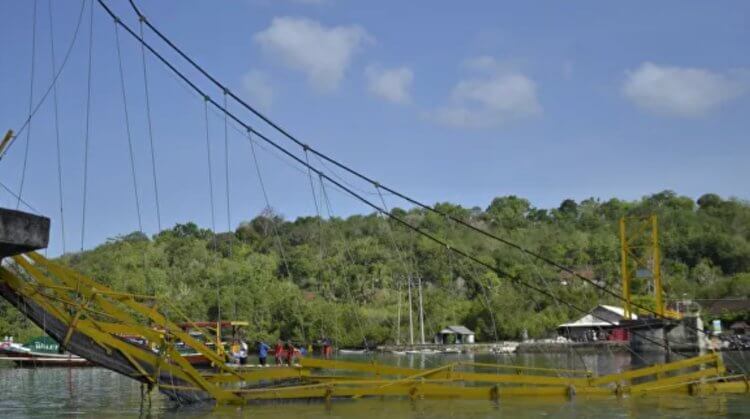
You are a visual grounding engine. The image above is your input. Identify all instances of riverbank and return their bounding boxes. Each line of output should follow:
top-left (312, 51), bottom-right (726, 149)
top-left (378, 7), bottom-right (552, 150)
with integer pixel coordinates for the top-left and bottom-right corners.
top-left (375, 342), bottom-right (518, 354)
top-left (376, 340), bottom-right (635, 354)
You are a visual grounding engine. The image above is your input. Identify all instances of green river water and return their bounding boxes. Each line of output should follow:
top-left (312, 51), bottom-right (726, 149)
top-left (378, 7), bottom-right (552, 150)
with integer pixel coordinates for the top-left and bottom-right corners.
top-left (2, 352), bottom-right (750, 418)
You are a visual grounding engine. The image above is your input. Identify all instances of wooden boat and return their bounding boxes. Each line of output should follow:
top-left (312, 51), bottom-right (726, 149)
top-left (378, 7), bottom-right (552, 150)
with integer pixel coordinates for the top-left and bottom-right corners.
top-left (174, 321), bottom-right (249, 368)
top-left (0, 337), bottom-right (93, 367)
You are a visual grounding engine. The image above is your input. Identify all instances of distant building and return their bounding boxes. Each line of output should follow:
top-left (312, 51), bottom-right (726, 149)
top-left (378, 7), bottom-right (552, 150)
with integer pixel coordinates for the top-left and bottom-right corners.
top-left (693, 299), bottom-right (750, 318)
top-left (730, 321), bottom-right (749, 336)
top-left (557, 305), bottom-right (636, 342)
top-left (435, 325), bottom-right (475, 344)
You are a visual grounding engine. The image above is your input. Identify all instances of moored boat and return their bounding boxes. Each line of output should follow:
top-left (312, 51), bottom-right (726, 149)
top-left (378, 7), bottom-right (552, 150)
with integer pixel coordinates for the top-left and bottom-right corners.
top-left (0, 336), bottom-right (93, 367)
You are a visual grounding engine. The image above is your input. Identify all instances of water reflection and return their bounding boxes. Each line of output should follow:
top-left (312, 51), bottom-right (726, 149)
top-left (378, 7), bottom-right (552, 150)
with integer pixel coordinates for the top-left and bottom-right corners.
top-left (1, 351), bottom-right (749, 418)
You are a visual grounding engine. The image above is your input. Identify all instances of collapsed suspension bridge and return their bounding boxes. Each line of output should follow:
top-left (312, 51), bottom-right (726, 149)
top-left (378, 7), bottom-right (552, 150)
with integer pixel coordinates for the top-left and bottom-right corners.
top-left (0, 0), bottom-right (748, 406)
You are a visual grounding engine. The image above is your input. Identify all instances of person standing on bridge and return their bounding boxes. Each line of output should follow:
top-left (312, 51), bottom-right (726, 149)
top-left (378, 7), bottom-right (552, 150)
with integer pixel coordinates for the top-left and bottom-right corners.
top-left (257, 340), bottom-right (270, 366)
top-left (285, 341), bottom-right (296, 366)
top-left (274, 340), bottom-right (284, 365)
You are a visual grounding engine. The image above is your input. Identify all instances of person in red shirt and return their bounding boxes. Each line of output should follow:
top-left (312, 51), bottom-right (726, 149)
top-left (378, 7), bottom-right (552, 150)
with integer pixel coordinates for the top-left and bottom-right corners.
top-left (285, 341), bottom-right (296, 366)
top-left (274, 340), bottom-right (284, 365)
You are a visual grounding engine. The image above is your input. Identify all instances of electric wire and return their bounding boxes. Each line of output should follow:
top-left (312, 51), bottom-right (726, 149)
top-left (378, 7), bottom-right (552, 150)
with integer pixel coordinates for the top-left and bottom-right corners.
top-left (17, 0), bottom-right (38, 209)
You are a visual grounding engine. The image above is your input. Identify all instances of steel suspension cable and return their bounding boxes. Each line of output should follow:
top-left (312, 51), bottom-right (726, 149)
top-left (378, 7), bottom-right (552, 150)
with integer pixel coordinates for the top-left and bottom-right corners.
top-left (318, 175), bottom-right (369, 349)
top-left (114, 21), bottom-right (144, 233)
top-left (375, 186), bottom-right (422, 345)
top-left (203, 99), bottom-right (217, 235)
top-left (247, 132), bottom-right (292, 277)
top-left (138, 17), bottom-right (162, 232)
top-left (17, 0), bottom-right (38, 209)
top-left (48, 0), bottom-right (67, 254)
top-left (4, 1), bottom-right (89, 161)
top-left (98, 0), bottom-right (686, 355)
top-left (303, 148), bottom-right (325, 257)
top-left (203, 98), bottom-right (221, 324)
top-left (223, 93), bottom-right (232, 236)
top-left (80, 0), bottom-right (94, 251)
top-left (0, 181), bottom-right (40, 214)
top-left (124, 0), bottom-right (685, 327)
top-left (223, 93), bottom-right (236, 318)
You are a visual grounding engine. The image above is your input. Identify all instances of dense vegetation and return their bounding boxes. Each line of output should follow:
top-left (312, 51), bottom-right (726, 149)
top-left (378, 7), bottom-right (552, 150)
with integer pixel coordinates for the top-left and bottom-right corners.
top-left (2, 191), bottom-right (749, 346)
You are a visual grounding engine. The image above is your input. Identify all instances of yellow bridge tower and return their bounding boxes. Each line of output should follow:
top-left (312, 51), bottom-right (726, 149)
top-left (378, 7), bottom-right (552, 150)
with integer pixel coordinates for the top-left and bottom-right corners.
top-left (619, 215), bottom-right (666, 319)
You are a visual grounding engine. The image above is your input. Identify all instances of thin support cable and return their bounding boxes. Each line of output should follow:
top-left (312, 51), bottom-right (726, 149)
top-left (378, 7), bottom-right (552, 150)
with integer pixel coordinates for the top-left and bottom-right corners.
top-left (48, 0), bottom-right (67, 254)
top-left (203, 99), bottom-right (217, 234)
top-left (129, 0), bottom-right (684, 329)
top-left (0, 181), bottom-right (39, 214)
top-left (204, 98), bottom-right (220, 323)
top-left (17, 0), bottom-right (38, 209)
top-left (115, 21), bottom-right (143, 233)
top-left (5, 0), bottom-right (86, 160)
top-left (99, 1), bottom-right (687, 356)
top-left (247, 131), bottom-right (292, 277)
top-left (139, 18), bottom-right (162, 232)
top-left (80, 0), bottom-right (94, 251)
top-left (123, 3), bottom-right (722, 344)
top-left (375, 186), bottom-right (421, 344)
top-left (223, 93), bottom-right (231, 235)
top-left (304, 148), bottom-right (325, 258)
top-left (319, 175), bottom-right (369, 349)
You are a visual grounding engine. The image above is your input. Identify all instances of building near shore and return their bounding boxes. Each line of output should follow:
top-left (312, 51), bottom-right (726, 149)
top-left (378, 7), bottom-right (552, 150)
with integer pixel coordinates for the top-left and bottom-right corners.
top-left (434, 325), bottom-right (475, 344)
top-left (557, 305), bottom-right (635, 342)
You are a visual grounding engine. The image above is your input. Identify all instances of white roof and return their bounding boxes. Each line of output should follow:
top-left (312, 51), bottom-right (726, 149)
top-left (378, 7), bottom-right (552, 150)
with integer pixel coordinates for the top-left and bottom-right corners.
top-left (558, 305), bottom-right (637, 328)
top-left (599, 305), bottom-right (630, 317)
top-left (438, 325), bottom-right (474, 335)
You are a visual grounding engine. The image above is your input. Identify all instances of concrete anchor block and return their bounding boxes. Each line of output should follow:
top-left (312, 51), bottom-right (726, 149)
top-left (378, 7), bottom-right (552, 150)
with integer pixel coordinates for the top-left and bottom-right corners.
top-left (0, 208), bottom-right (50, 258)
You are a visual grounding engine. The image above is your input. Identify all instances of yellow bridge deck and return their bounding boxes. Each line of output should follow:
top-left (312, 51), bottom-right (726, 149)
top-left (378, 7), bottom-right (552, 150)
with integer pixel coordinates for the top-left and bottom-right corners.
top-left (0, 252), bottom-right (747, 405)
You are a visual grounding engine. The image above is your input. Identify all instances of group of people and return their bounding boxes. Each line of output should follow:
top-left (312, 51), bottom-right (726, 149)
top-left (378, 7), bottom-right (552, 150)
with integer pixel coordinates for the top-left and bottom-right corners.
top-left (256, 340), bottom-right (303, 366)
top-left (229, 339), bottom-right (249, 365)
top-left (231, 337), bottom-right (331, 366)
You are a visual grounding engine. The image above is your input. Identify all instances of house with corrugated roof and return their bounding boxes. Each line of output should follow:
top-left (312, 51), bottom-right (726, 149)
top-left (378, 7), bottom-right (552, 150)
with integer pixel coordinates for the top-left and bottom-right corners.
top-left (434, 325), bottom-right (475, 344)
top-left (557, 305), bottom-right (636, 342)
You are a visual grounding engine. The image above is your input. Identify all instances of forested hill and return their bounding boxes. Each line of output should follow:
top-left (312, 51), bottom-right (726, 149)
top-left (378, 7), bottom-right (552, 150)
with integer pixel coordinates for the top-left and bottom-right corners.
top-left (2, 191), bottom-right (749, 346)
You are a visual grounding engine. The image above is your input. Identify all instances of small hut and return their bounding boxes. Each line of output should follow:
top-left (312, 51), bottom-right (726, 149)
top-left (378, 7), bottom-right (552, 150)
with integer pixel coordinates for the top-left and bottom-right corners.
top-left (435, 325), bottom-right (475, 344)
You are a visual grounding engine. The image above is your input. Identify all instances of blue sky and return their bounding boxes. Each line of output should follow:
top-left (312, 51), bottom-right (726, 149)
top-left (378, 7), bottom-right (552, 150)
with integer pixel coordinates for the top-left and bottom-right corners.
top-left (1, 0), bottom-right (748, 255)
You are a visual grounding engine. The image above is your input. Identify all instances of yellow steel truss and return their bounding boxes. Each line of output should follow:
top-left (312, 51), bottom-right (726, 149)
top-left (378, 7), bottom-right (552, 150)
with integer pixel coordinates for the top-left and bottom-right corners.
top-left (0, 252), bottom-right (746, 405)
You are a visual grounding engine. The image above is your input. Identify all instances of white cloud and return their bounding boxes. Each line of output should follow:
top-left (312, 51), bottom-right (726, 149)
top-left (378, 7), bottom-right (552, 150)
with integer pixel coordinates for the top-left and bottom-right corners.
top-left (427, 57), bottom-right (541, 128)
top-left (365, 65), bottom-right (413, 104)
top-left (254, 17), bottom-right (372, 92)
top-left (622, 62), bottom-right (747, 117)
top-left (242, 70), bottom-right (274, 110)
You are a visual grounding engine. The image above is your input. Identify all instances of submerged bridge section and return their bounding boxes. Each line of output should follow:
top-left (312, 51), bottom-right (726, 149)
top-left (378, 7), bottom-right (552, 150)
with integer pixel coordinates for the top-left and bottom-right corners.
top-left (0, 208), bottom-right (748, 405)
